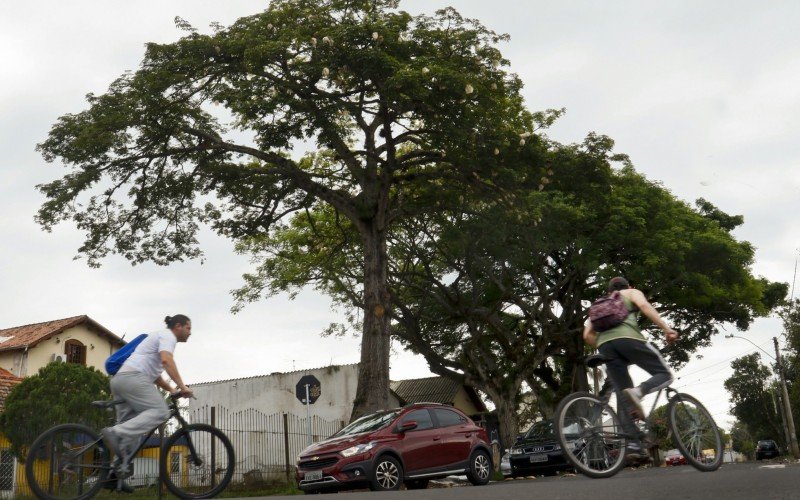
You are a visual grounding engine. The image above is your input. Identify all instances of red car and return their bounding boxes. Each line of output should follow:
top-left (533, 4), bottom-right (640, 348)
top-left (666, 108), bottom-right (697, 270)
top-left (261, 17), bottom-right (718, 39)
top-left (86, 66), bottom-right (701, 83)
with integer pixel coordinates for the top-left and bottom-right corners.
top-left (295, 403), bottom-right (493, 493)
top-left (665, 449), bottom-right (688, 466)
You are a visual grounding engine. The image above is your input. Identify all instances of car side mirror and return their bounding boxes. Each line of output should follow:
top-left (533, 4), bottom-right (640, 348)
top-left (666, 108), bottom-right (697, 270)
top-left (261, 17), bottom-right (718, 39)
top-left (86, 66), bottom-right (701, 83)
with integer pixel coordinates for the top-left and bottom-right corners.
top-left (397, 420), bottom-right (417, 433)
top-left (515, 435), bottom-right (523, 443)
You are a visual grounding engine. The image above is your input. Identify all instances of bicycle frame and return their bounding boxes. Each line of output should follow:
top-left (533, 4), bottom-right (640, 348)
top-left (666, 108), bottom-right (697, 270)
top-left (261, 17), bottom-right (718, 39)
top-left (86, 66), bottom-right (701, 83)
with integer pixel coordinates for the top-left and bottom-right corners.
top-left (66, 396), bottom-right (202, 491)
top-left (594, 376), bottom-right (680, 444)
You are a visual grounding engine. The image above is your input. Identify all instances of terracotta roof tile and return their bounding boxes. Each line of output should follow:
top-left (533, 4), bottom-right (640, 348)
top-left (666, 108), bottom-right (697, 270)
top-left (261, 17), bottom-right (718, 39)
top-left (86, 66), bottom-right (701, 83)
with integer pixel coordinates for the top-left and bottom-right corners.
top-left (0, 315), bottom-right (123, 352)
top-left (0, 368), bottom-right (22, 412)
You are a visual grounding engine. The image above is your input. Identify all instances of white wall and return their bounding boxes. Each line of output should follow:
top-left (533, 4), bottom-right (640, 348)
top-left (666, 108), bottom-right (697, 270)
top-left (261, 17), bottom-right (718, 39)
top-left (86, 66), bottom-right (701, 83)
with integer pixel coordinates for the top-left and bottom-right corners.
top-left (188, 364), bottom-right (400, 424)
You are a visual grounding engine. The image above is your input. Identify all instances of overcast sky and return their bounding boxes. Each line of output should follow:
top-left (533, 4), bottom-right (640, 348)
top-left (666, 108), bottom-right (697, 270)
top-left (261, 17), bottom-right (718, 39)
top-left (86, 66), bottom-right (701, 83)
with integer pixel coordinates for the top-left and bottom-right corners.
top-left (2, 1), bottom-right (799, 431)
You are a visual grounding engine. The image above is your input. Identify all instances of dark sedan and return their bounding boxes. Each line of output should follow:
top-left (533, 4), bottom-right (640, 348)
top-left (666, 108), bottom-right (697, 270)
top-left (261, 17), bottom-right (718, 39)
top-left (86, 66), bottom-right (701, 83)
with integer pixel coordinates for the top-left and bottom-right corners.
top-left (508, 421), bottom-right (575, 477)
top-left (756, 440), bottom-right (780, 460)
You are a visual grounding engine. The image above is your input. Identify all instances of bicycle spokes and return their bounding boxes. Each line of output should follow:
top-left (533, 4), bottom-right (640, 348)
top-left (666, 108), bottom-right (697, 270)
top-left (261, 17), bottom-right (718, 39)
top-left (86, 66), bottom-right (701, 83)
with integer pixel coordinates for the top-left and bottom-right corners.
top-left (668, 394), bottom-right (723, 471)
top-left (26, 427), bottom-right (108, 499)
top-left (559, 394), bottom-right (627, 476)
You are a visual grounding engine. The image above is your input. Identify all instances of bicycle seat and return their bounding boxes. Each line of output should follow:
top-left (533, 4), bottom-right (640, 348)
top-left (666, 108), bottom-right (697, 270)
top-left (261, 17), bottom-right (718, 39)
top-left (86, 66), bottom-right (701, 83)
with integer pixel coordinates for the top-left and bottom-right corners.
top-left (92, 399), bottom-right (125, 409)
top-left (585, 354), bottom-right (614, 368)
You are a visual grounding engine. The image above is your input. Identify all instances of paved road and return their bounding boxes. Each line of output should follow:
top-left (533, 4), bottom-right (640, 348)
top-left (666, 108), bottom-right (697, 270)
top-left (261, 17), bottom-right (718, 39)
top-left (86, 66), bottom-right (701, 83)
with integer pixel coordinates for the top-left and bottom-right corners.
top-left (251, 462), bottom-right (800, 499)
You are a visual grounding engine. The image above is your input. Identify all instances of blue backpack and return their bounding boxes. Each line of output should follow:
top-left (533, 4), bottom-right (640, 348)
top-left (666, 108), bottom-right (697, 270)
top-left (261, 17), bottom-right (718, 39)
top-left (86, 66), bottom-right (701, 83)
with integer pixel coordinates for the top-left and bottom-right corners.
top-left (105, 333), bottom-right (148, 375)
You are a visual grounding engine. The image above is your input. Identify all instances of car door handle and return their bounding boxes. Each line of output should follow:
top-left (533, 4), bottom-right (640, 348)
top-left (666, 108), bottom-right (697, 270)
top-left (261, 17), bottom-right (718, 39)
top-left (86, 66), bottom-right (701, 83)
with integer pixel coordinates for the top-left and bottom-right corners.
top-left (433, 436), bottom-right (441, 441)
top-left (464, 433), bottom-right (472, 437)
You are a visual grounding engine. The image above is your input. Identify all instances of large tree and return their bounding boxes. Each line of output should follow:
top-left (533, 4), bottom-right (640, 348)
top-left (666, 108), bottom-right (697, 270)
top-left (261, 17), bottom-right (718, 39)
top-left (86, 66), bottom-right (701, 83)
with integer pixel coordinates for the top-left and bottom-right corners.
top-left (724, 353), bottom-right (785, 447)
top-left (0, 362), bottom-right (110, 457)
top-left (35, 0), bottom-right (538, 418)
top-left (234, 133), bottom-right (785, 445)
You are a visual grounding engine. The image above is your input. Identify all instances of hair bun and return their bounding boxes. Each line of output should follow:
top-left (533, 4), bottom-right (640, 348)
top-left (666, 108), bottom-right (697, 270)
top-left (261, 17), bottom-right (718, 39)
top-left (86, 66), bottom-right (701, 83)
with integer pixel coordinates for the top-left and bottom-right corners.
top-left (164, 316), bottom-right (172, 323)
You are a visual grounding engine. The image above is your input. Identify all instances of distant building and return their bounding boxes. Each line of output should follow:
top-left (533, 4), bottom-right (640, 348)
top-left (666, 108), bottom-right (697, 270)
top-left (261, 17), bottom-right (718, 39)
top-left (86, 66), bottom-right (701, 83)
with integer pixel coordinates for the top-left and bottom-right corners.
top-left (0, 315), bottom-right (123, 498)
top-left (0, 315), bottom-right (124, 377)
top-left (390, 376), bottom-right (487, 415)
top-left (189, 364), bottom-right (487, 424)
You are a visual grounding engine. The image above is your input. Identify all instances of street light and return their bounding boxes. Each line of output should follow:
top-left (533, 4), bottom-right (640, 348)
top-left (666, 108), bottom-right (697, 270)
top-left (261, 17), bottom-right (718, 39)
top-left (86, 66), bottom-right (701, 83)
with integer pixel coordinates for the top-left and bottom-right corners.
top-left (725, 334), bottom-right (800, 458)
top-left (724, 334), bottom-right (774, 359)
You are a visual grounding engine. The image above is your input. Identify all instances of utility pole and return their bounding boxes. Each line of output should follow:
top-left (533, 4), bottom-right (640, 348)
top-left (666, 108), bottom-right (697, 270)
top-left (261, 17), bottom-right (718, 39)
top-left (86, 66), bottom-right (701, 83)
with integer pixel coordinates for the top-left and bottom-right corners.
top-left (774, 389), bottom-right (791, 451)
top-left (773, 336), bottom-right (800, 458)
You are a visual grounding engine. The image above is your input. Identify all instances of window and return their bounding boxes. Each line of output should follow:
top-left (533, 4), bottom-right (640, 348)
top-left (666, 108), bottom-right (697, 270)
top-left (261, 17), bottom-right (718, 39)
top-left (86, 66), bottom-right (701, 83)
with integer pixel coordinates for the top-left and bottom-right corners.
top-left (400, 409), bottom-right (434, 430)
top-left (432, 408), bottom-right (466, 428)
top-left (170, 452), bottom-right (181, 474)
top-left (0, 449), bottom-right (14, 491)
top-left (64, 339), bottom-right (86, 365)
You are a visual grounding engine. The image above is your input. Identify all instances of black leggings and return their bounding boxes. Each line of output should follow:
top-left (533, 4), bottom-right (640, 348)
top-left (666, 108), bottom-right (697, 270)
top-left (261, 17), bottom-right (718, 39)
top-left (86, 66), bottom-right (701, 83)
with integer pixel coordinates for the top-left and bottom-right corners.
top-left (598, 338), bottom-right (674, 437)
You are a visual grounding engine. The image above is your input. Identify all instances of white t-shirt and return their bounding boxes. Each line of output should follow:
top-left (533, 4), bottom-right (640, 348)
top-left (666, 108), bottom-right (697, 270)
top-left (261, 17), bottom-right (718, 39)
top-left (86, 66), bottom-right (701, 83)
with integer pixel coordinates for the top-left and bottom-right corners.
top-left (118, 330), bottom-right (177, 381)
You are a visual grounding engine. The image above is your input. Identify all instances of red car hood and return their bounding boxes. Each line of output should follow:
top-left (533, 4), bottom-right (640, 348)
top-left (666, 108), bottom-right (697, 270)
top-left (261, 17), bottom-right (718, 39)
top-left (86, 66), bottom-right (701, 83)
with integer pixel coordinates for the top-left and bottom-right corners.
top-left (299, 433), bottom-right (375, 457)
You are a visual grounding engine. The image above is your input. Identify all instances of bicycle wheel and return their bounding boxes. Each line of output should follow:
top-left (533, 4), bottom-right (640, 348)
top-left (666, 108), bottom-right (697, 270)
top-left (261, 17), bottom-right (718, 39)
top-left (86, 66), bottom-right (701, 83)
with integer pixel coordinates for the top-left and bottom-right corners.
top-left (25, 424), bottom-right (110, 500)
top-left (160, 423), bottom-right (235, 499)
top-left (668, 393), bottom-right (723, 471)
top-left (555, 392), bottom-right (627, 478)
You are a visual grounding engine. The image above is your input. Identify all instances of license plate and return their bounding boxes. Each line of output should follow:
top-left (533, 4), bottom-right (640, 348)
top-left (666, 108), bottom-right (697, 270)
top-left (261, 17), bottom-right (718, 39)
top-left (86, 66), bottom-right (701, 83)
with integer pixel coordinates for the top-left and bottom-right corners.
top-left (530, 454), bottom-right (548, 463)
top-left (305, 470), bottom-right (323, 481)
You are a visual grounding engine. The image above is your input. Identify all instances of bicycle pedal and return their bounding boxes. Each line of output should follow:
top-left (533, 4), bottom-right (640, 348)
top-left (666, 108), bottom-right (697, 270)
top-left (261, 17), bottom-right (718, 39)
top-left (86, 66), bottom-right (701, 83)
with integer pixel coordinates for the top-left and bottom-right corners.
top-left (117, 463), bottom-right (134, 479)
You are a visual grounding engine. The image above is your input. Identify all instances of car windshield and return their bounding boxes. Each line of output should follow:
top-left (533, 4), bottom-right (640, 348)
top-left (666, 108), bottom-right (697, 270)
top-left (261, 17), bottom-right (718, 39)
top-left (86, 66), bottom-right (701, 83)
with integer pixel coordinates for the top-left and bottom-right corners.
top-left (333, 410), bottom-right (401, 437)
top-left (524, 420), bottom-right (581, 440)
top-left (666, 449), bottom-right (681, 456)
top-left (525, 421), bottom-right (555, 440)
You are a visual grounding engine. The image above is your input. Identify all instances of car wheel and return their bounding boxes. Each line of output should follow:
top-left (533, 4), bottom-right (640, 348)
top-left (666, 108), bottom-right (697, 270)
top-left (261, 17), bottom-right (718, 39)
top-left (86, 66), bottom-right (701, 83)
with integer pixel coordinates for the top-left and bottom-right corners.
top-left (404, 478), bottom-right (429, 490)
top-left (369, 455), bottom-right (403, 491)
top-left (466, 449), bottom-right (492, 486)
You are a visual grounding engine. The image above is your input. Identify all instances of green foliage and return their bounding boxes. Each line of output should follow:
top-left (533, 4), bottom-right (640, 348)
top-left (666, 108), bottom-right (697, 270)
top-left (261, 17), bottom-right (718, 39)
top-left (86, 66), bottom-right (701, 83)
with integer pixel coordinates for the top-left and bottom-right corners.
top-left (0, 362), bottom-right (110, 457)
top-left (649, 404), bottom-right (672, 451)
top-left (233, 132), bottom-right (783, 444)
top-left (724, 353), bottom-right (784, 447)
top-left (35, 0), bottom-right (543, 417)
top-left (730, 420), bottom-right (755, 458)
top-left (778, 299), bottom-right (800, 439)
top-left (36, 0), bottom-right (533, 267)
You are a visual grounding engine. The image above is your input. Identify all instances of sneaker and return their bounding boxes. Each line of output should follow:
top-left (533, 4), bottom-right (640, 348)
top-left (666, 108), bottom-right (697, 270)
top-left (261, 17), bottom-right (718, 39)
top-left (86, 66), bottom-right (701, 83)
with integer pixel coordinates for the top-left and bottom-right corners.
top-left (101, 427), bottom-right (123, 458)
top-left (623, 388), bottom-right (645, 420)
top-left (102, 473), bottom-right (135, 494)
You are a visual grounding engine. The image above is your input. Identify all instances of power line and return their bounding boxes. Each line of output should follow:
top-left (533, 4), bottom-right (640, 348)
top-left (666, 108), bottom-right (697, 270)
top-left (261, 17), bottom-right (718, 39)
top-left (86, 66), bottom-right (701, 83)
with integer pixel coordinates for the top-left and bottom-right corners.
top-left (673, 339), bottom-right (774, 381)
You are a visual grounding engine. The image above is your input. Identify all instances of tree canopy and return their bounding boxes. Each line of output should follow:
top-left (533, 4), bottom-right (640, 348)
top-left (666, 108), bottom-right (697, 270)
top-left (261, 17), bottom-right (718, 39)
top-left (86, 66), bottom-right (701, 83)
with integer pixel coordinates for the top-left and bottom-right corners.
top-left (0, 362), bottom-right (110, 457)
top-left (724, 353), bottom-right (784, 447)
top-left (35, 0), bottom-right (540, 418)
top-left (234, 132), bottom-right (785, 445)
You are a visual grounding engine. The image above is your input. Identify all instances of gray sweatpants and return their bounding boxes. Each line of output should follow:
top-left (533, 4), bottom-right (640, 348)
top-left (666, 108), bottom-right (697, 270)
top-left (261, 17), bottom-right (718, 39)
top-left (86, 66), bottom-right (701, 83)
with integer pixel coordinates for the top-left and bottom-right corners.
top-left (598, 338), bottom-right (674, 439)
top-left (109, 371), bottom-right (170, 453)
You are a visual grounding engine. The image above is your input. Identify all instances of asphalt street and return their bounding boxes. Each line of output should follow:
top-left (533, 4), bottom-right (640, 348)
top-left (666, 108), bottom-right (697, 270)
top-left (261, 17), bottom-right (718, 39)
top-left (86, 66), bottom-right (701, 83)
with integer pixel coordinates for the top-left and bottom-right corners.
top-left (252, 462), bottom-right (800, 499)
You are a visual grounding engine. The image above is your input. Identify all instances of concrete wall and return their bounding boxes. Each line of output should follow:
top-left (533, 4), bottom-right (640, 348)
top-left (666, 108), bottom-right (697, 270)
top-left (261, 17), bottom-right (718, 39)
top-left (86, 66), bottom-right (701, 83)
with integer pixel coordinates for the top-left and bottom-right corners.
top-left (0, 325), bottom-right (117, 377)
top-left (189, 364), bottom-right (400, 424)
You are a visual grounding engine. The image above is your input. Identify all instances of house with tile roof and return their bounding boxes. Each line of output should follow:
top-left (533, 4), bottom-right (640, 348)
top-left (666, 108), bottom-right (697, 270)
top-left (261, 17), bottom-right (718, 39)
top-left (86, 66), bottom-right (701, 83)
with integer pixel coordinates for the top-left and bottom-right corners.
top-left (0, 316), bottom-right (123, 497)
top-left (0, 315), bottom-right (124, 378)
top-left (390, 376), bottom-right (487, 415)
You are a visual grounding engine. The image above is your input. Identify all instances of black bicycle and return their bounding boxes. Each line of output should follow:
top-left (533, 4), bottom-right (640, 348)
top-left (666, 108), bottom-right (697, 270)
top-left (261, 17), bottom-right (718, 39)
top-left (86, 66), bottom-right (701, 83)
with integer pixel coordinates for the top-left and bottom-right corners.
top-left (25, 395), bottom-right (235, 499)
top-left (554, 354), bottom-right (723, 478)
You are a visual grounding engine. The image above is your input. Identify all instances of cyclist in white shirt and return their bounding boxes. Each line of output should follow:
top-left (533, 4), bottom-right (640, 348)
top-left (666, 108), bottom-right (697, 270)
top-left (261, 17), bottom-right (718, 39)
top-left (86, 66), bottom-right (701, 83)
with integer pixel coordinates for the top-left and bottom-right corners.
top-left (102, 315), bottom-right (193, 468)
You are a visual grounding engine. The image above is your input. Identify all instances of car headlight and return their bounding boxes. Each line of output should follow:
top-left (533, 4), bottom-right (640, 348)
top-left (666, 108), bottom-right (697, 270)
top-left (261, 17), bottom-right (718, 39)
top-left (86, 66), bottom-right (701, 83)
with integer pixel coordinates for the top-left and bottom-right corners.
top-left (340, 442), bottom-right (377, 457)
top-left (510, 447), bottom-right (523, 455)
top-left (552, 444), bottom-right (561, 451)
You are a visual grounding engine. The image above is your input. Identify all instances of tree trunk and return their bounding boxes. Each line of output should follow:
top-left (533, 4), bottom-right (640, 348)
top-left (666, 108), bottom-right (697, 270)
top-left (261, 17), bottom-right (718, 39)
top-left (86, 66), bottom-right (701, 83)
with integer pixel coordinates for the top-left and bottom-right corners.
top-left (350, 226), bottom-right (391, 421)
top-left (484, 386), bottom-right (520, 450)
